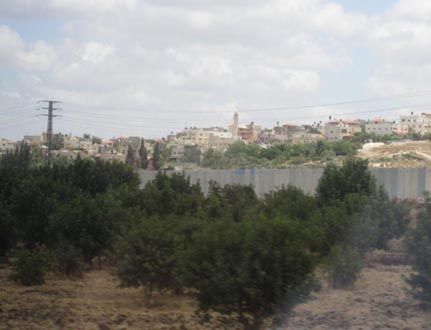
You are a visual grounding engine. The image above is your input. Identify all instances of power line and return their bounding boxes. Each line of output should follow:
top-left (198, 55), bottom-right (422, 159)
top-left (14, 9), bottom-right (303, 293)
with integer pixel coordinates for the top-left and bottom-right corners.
top-left (284, 103), bottom-right (431, 122)
top-left (0, 117), bottom-right (43, 129)
top-left (62, 100), bottom-right (431, 124)
top-left (65, 102), bottom-right (431, 125)
top-left (4, 89), bottom-right (431, 140)
top-left (0, 104), bottom-right (36, 117)
top-left (63, 88), bottom-right (431, 115)
top-left (0, 103), bottom-right (36, 113)
top-left (237, 90), bottom-right (431, 112)
top-left (55, 103), bottom-right (431, 135)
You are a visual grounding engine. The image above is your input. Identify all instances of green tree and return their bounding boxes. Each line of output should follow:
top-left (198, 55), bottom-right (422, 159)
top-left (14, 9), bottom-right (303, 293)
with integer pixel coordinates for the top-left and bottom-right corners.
top-left (315, 140), bottom-right (326, 157)
top-left (225, 141), bottom-right (249, 158)
top-left (117, 217), bottom-right (179, 303)
top-left (182, 145), bottom-right (202, 164)
top-left (92, 136), bottom-right (102, 144)
top-left (331, 140), bottom-right (359, 156)
top-left (205, 182), bottom-right (258, 222)
top-left (57, 157), bottom-right (139, 196)
top-left (48, 193), bottom-right (127, 266)
top-left (0, 203), bottom-right (14, 257)
top-left (51, 134), bottom-right (64, 150)
top-left (140, 172), bottom-right (204, 216)
top-left (126, 145), bottom-right (136, 167)
top-left (263, 185), bottom-right (318, 220)
top-left (10, 175), bottom-right (76, 247)
top-left (202, 149), bottom-right (225, 168)
top-left (181, 218), bottom-right (317, 330)
top-left (152, 142), bottom-right (161, 170)
top-left (405, 193), bottom-right (431, 306)
top-left (10, 247), bottom-right (54, 286)
top-left (349, 188), bottom-right (409, 254)
top-left (325, 244), bottom-right (362, 289)
top-left (316, 158), bottom-right (376, 206)
top-left (139, 138), bottom-right (148, 169)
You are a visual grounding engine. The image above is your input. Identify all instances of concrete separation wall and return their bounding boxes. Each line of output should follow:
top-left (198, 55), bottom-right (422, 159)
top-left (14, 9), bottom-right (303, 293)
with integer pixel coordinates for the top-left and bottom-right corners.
top-left (138, 168), bottom-right (431, 200)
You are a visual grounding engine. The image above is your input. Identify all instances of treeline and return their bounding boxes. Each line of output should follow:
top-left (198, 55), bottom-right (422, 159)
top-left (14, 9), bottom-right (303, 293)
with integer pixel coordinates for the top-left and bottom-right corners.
top-left (1, 145), bottom-right (429, 329)
top-left (200, 131), bottom-right (429, 169)
top-left (202, 140), bottom-right (361, 168)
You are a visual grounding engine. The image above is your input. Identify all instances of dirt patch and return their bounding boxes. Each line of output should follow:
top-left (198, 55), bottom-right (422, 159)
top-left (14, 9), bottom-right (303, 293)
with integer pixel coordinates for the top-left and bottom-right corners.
top-left (279, 239), bottom-right (431, 330)
top-left (358, 141), bottom-right (431, 167)
top-left (281, 264), bottom-right (431, 330)
top-left (1, 253), bottom-right (430, 330)
top-left (0, 268), bottom-right (242, 330)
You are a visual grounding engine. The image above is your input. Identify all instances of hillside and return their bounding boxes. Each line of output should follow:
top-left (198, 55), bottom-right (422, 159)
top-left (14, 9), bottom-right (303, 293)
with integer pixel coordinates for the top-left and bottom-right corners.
top-left (358, 141), bottom-right (431, 167)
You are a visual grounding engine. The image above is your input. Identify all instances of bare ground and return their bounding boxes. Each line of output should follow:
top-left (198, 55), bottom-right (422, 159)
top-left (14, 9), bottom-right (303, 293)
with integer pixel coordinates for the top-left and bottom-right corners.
top-left (358, 141), bottom-right (431, 167)
top-left (0, 266), bottom-right (241, 330)
top-left (1, 247), bottom-right (430, 330)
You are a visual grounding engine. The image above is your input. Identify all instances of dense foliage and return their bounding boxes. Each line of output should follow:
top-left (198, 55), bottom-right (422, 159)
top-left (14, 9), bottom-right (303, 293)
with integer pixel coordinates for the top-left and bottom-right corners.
top-left (202, 140), bottom-right (361, 169)
top-left (0, 146), bottom-right (412, 328)
top-left (406, 193), bottom-right (431, 307)
top-left (180, 218), bottom-right (317, 330)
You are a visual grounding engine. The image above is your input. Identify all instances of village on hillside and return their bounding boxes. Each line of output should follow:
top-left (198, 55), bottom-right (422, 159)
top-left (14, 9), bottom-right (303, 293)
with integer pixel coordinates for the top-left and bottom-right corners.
top-left (2, 111), bottom-right (431, 168)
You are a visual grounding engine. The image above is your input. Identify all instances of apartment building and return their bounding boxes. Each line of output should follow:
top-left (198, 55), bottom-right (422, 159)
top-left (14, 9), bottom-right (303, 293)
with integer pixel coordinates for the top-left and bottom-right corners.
top-left (324, 119), bottom-right (362, 141)
top-left (178, 128), bottom-right (211, 150)
top-left (365, 119), bottom-right (394, 136)
top-left (208, 130), bottom-right (233, 149)
top-left (259, 131), bottom-right (289, 144)
top-left (238, 124), bottom-right (262, 143)
top-left (399, 113), bottom-right (431, 135)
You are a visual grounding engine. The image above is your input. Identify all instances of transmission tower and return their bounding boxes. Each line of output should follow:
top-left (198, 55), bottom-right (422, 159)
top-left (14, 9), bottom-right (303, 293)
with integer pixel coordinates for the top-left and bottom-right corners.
top-left (39, 100), bottom-right (61, 162)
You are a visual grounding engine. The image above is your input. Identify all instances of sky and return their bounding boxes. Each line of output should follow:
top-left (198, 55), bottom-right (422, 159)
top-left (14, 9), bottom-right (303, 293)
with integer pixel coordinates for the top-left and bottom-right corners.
top-left (1, 0), bottom-right (431, 140)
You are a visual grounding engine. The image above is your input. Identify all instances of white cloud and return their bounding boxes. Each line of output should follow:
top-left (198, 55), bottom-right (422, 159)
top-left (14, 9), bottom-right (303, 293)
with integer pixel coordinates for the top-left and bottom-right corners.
top-left (389, 0), bottom-right (431, 21)
top-left (18, 41), bottom-right (56, 70)
top-left (361, 1), bottom-right (431, 95)
top-left (4, 0), bottom-right (431, 138)
top-left (0, 25), bottom-right (23, 66)
top-left (282, 70), bottom-right (320, 92)
top-left (82, 42), bottom-right (116, 65)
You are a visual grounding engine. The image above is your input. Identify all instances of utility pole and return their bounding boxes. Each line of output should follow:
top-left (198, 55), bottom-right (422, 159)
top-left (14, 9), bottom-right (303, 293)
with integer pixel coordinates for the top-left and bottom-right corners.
top-left (40, 100), bottom-right (61, 163)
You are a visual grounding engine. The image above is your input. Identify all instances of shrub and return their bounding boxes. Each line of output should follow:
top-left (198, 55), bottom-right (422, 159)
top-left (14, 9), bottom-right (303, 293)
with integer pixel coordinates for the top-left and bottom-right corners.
top-left (116, 217), bottom-right (180, 304)
top-left (10, 247), bottom-right (53, 285)
top-left (55, 243), bottom-right (84, 277)
top-left (349, 190), bottom-right (410, 255)
top-left (405, 196), bottom-right (431, 307)
top-left (181, 218), bottom-right (317, 330)
top-left (326, 244), bottom-right (362, 289)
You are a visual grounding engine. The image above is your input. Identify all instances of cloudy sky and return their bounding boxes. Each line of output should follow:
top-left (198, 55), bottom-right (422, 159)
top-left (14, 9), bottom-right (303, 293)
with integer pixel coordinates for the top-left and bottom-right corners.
top-left (1, 0), bottom-right (431, 139)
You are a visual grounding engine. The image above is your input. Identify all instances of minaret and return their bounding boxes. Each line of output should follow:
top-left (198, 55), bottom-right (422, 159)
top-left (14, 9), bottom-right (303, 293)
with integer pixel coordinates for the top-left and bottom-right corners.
top-left (233, 112), bottom-right (239, 138)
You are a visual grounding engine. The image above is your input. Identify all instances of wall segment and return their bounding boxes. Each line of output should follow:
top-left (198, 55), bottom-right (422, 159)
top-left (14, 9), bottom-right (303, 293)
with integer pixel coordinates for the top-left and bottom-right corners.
top-left (138, 168), bottom-right (431, 200)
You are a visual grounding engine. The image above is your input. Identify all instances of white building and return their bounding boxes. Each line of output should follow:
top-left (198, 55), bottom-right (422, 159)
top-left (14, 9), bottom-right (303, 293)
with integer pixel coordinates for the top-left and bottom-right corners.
top-left (23, 135), bottom-right (43, 146)
top-left (64, 135), bottom-right (80, 150)
top-left (0, 139), bottom-right (16, 154)
top-left (365, 119), bottom-right (393, 136)
top-left (208, 131), bottom-right (233, 149)
top-left (399, 112), bottom-right (431, 135)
